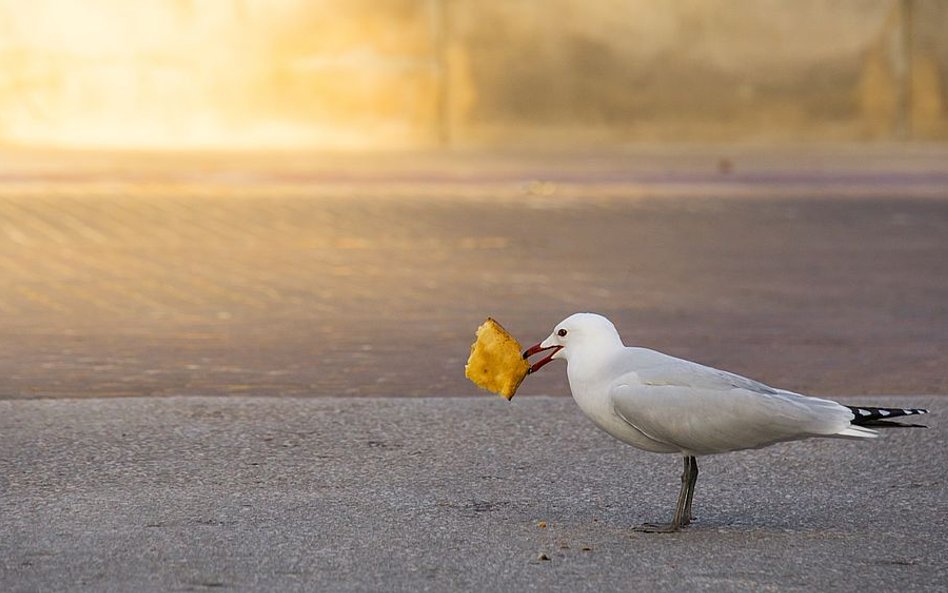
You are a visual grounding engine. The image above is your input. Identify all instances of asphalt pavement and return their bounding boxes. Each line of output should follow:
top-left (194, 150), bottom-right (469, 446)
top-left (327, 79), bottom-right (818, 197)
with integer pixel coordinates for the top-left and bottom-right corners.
top-left (1, 147), bottom-right (946, 591)
top-left (1, 395), bottom-right (944, 592)
top-left (2, 146), bottom-right (948, 399)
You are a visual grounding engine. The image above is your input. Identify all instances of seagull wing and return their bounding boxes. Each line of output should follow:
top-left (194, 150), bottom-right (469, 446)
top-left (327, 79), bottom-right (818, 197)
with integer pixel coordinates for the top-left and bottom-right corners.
top-left (609, 352), bottom-right (875, 455)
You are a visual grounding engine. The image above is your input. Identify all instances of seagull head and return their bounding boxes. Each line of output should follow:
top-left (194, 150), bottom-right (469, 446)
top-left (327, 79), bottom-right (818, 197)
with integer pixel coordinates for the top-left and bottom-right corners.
top-left (523, 312), bottom-right (623, 374)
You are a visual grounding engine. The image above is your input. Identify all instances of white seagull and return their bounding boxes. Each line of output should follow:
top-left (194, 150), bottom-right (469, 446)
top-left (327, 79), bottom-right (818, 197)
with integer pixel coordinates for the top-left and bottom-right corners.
top-left (522, 312), bottom-right (928, 532)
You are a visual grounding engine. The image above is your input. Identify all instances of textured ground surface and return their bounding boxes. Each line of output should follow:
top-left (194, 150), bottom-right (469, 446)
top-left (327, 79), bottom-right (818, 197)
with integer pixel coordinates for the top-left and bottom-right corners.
top-left (1, 395), bottom-right (944, 593)
top-left (2, 147), bottom-right (945, 591)
top-left (1, 146), bottom-right (947, 399)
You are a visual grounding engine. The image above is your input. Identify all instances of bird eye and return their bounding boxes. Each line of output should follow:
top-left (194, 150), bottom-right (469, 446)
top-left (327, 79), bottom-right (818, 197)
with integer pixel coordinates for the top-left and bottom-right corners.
top-left (557, 329), bottom-right (567, 337)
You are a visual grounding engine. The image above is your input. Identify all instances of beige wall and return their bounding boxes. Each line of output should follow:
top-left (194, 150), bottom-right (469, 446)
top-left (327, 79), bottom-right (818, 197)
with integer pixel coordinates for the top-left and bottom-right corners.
top-left (0, 0), bottom-right (945, 149)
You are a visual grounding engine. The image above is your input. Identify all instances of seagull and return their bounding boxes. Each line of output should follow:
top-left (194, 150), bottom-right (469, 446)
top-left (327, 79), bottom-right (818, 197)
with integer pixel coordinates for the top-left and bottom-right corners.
top-left (522, 312), bottom-right (928, 532)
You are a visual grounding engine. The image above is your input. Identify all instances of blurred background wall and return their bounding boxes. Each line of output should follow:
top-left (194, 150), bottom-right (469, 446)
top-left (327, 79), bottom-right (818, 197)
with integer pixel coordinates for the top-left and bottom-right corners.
top-left (0, 0), bottom-right (945, 150)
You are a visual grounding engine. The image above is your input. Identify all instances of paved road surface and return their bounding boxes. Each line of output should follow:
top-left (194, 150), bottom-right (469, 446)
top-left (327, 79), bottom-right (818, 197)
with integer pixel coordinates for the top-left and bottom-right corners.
top-left (1, 146), bottom-right (947, 399)
top-left (1, 146), bottom-right (946, 589)
top-left (1, 395), bottom-right (944, 593)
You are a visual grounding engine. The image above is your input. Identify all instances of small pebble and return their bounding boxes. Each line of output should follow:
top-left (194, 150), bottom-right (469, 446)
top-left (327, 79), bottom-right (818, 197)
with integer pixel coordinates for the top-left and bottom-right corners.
top-left (537, 521), bottom-right (547, 529)
top-left (537, 553), bottom-right (550, 561)
top-left (581, 546), bottom-right (592, 552)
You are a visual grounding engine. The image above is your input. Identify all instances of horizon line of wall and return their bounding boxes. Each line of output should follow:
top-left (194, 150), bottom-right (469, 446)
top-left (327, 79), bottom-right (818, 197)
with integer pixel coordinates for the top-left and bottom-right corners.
top-left (0, 0), bottom-right (946, 150)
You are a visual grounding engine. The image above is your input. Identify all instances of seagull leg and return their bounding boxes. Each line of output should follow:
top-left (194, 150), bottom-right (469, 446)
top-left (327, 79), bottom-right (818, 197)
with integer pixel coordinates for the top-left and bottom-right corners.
top-left (682, 456), bottom-right (698, 525)
top-left (633, 455), bottom-right (698, 533)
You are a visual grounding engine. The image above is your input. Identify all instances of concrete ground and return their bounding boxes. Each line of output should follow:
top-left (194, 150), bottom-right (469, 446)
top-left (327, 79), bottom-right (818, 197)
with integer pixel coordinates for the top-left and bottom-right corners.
top-left (0, 145), bottom-right (947, 399)
top-left (0, 146), bottom-right (946, 591)
top-left (1, 395), bottom-right (944, 593)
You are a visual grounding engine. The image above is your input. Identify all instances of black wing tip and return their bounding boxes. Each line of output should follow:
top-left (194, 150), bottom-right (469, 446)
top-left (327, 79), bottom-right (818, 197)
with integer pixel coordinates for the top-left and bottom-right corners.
top-left (856, 419), bottom-right (928, 428)
top-left (846, 405), bottom-right (930, 427)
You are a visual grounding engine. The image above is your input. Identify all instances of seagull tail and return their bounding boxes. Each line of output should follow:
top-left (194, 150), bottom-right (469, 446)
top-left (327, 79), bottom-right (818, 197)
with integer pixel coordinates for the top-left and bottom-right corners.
top-left (835, 425), bottom-right (879, 439)
top-left (845, 406), bottom-right (929, 428)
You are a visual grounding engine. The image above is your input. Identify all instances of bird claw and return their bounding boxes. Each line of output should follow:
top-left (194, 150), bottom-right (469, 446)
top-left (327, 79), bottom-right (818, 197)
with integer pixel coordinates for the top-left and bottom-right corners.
top-left (632, 522), bottom-right (682, 534)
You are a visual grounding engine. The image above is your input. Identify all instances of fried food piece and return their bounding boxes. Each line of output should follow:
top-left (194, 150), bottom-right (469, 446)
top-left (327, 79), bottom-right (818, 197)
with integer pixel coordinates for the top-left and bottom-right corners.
top-left (465, 318), bottom-right (530, 400)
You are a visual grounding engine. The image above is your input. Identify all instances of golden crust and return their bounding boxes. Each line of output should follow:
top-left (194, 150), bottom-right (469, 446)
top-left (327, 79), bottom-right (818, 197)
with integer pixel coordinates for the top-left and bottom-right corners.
top-left (465, 318), bottom-right (530, 400)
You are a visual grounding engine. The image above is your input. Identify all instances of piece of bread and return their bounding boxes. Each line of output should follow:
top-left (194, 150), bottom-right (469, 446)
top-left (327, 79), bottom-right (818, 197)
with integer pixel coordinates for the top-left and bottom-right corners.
top-left (465, 318), bottom-right (530, 400)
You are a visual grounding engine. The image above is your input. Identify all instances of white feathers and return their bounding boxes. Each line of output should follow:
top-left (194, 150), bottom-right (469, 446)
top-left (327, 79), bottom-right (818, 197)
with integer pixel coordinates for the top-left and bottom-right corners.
top-left (836, 425), bottom-right (880, 439)
top-left (540, 313), bottom-right (883, 457)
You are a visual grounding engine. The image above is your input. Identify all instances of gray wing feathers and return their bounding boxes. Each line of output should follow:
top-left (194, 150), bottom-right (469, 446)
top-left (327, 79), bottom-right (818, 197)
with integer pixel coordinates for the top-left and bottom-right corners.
top-left (610, 355), bottom-right (857, 454)
top-left (632, 355), bottom-right (780, 394)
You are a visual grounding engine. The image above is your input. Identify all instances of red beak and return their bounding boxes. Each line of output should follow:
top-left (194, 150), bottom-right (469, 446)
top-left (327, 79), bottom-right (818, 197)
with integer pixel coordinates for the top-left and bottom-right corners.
top-left (522, 342), bottom-right (563, 374)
